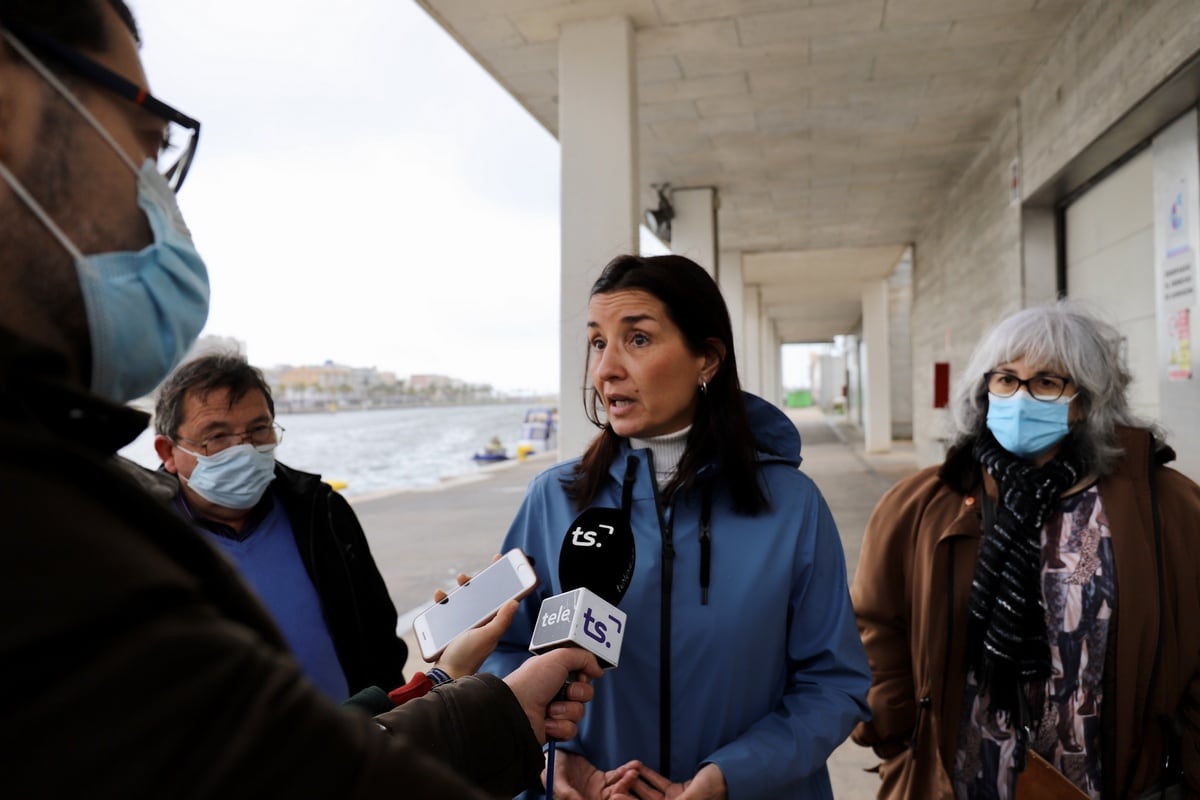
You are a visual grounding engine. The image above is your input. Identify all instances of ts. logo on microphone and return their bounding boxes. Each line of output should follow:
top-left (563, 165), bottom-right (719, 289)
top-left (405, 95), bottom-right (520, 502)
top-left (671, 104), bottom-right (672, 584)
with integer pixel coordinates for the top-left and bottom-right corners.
top-left (570, 523), bottom-right (614, 548)
top-left (583, 606), bottom-right (623, 647)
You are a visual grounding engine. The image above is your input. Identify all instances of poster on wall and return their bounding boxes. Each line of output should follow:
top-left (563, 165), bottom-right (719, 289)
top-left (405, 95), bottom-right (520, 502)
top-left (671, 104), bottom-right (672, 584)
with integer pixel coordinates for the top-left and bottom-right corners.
top-left (1154, 120), bottom-right (1199, 383)
top-left (1152, 110), bottom-right (1200, 482)
top-left (1166, 309), bottom-right (1192, 379)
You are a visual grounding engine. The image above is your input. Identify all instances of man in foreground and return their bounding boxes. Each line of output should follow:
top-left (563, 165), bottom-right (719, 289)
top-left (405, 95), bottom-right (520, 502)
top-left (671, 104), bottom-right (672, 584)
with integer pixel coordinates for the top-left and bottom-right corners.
top-left (0, 2), bottom-right (600, 796)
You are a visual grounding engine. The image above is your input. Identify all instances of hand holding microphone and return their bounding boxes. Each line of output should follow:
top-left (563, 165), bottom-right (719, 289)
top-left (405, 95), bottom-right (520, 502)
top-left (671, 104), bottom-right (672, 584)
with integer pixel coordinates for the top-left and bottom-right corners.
top-left (501, 507), bottom-right (638, 748)
top-left (503, 648), bottom-right (603, 744)
top-left (529, 504), bottom-right (637, 798)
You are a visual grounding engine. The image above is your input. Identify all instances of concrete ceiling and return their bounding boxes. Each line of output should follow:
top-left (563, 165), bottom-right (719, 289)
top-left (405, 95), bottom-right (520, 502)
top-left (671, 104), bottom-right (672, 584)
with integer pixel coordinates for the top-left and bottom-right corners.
top-left (745, 244), bottom-right (908, 341)
top-left (416, 0), bottom-right (1086, 339)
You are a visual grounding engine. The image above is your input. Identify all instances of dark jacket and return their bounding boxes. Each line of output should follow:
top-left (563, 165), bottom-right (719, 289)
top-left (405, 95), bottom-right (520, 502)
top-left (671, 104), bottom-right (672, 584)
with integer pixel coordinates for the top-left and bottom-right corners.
top-left (0, 330), bottom-right (543, 798)
top-left (148, 460), bottom-right (409, 695)
top-left (851, 426), bottom-right (1200, 799)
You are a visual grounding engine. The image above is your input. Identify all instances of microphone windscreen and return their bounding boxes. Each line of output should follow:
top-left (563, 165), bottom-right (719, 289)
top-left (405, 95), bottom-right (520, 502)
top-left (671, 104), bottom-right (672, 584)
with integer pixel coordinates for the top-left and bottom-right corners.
top-left (558, 506), bottom-right (635, 606)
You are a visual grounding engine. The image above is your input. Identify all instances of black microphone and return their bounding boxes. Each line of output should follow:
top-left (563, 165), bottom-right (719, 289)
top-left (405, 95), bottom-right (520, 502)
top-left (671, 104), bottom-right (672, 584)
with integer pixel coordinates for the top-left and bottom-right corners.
top-left (557, 505), bottom-right (636, 606)
top-left (556, 455), bottom-right (639, 609)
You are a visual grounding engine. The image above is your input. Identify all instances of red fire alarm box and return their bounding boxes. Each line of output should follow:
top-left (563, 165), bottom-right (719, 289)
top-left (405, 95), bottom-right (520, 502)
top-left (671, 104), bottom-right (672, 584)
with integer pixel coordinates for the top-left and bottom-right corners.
top-left (933, 362), bottom-right (950, 408)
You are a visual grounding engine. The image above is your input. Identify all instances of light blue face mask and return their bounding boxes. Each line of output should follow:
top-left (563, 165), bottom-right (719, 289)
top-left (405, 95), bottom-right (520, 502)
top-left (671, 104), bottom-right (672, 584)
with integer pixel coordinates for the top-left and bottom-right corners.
top-left (0, 31), bottom-right (209, 403)
top-left (986, 391), bottom-right (1072, 459)
top-left (178, 443), bottom-right (277, 510)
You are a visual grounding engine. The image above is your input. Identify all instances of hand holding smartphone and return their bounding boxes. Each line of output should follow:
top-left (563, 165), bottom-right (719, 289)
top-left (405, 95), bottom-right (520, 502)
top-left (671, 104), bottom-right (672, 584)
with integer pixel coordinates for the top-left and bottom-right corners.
top-left (413, 549), bottom-right (539, 662)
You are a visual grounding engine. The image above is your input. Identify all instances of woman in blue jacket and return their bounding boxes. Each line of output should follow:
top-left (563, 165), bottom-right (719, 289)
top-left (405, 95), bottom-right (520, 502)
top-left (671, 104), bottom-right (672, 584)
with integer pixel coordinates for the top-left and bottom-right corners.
top-left (482, 254), bottom-right (871, 799)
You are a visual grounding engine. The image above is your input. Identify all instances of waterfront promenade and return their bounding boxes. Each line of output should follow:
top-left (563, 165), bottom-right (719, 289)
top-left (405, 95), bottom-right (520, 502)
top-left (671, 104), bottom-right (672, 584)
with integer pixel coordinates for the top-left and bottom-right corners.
top-left (350, 405), bottom-right (919, 798)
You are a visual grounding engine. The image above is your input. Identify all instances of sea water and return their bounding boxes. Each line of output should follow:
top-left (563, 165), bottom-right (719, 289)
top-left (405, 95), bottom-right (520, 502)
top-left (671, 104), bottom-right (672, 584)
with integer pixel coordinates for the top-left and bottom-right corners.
top-left (118, 402), bottom-right (543, 498)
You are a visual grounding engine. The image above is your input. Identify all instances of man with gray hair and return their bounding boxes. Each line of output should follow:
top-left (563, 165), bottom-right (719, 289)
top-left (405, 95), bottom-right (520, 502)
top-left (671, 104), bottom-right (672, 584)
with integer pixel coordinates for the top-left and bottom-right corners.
top-left (151, 352), bottom-right (407, 702)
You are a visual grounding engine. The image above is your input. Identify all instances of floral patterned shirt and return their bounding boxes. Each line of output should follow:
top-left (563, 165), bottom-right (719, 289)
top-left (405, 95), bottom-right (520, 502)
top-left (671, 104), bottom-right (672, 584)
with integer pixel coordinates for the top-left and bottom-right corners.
top-left (954, 484), bottom-right (1113, 800)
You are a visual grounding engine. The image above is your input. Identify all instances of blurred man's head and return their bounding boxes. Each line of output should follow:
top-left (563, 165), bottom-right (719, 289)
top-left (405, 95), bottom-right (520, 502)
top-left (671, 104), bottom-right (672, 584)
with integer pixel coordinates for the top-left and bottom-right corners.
top-left (0, 0), bottom-right (208, 400)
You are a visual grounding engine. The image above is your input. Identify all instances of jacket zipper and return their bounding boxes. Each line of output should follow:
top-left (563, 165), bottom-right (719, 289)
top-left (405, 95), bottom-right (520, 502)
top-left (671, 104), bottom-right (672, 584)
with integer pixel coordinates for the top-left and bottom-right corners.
top-left (313, 486), bottom-right (368, 684)
top-left (698, 481), bottom-right (712, 605)
top-left (915, 520), bottom-right (962, 762)
top-left (646, 450), bottom-right (675, 777)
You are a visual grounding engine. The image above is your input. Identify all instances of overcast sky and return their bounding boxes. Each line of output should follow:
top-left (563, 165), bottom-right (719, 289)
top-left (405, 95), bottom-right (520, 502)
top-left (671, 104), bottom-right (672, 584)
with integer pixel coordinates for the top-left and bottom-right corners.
top-left (128, 1), bottom-right (821, 394)
top-left (130, 0), bottom-right (562, 394)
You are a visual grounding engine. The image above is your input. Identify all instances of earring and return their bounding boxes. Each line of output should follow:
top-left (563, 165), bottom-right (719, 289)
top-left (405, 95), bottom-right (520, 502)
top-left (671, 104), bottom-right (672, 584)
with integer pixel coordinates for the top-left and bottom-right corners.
top-left (699, 378), bottom-right (708, 395)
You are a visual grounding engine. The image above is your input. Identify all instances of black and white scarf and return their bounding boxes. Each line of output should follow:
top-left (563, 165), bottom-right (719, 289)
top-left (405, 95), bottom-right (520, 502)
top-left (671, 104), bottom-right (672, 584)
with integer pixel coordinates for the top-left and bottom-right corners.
top-left (965, 431), bottom-right (1082, 725)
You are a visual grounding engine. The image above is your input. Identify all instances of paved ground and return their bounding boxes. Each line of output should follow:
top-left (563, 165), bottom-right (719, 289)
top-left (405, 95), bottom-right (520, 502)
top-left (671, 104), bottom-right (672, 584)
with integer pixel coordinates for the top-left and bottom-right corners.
top-left (350, 405), bottom-right (918, 799)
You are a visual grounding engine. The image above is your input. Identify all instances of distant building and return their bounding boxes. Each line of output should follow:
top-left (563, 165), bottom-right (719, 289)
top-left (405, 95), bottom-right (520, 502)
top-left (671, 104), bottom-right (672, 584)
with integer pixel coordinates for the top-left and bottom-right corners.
top-left (409, 374), bottom-right (463, 391)
top-left (276, 363), bottom-right (353, 392)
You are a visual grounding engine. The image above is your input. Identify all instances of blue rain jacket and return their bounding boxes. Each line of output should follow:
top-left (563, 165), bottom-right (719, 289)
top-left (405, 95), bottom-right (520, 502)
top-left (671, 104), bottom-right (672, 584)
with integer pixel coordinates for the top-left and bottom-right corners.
top-left (482, 395), bottom-right (871, 798)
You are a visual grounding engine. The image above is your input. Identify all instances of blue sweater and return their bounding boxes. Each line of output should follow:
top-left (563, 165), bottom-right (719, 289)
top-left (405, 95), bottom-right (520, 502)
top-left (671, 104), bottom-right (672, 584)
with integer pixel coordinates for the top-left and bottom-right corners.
top-left (482, 395), bottom-right (871, 798)
top-left (198, 496), bottom-right (348, 702)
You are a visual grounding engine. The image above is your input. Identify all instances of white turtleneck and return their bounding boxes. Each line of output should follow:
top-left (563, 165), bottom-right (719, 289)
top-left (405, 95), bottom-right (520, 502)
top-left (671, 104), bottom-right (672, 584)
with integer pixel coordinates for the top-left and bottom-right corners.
top-left (630, 425), bottom-right (692, 486)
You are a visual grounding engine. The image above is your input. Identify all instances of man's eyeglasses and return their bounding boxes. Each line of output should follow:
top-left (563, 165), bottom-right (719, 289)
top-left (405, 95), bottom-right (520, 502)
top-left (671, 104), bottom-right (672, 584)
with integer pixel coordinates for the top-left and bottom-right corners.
top-left (2, 21), bottom-right (201, 192)
top-left (984, 371), bottom-right (1073, 402)
top-left (176, 423), bottom-right (285, 456)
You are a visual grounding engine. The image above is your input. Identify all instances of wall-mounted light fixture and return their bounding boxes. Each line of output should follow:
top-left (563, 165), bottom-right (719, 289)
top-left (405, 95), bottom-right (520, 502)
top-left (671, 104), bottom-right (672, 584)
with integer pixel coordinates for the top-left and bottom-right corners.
top-left (643, 183), bottom-right (674, 244)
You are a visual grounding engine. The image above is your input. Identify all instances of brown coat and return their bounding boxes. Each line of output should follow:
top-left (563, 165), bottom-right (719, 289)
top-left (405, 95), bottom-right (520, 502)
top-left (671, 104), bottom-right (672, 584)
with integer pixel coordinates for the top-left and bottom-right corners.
top-left (851, 426), bottom-right (1200, 799)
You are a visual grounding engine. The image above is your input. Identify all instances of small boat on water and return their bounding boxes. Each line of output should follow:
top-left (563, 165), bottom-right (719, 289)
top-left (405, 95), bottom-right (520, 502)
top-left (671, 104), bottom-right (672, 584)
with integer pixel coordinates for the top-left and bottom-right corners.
top-left (472, 436), bottom-right (509, 462)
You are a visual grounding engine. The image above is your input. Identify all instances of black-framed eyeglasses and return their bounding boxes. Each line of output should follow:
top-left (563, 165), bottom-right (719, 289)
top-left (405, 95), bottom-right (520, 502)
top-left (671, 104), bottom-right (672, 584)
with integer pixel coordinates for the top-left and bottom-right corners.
top-left (984, 371), bottom-right (1073, 402)
top-left (176, 423), bottom-right (285, 456)
top-left (2, 21), bottom-right (201, 192)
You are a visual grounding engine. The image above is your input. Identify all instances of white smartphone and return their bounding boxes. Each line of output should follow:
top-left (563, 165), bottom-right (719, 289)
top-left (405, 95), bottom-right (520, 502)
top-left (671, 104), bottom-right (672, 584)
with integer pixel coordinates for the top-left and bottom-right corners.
top-left (412, 549), bottom-right (539, 662)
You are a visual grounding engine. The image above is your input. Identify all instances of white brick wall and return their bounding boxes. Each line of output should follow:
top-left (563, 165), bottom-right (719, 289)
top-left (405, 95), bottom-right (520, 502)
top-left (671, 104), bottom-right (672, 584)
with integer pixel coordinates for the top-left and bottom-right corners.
top-left (909, 0), bottom-right (1200, 466)
top-left (912, 109), bottom-right (1024, 465)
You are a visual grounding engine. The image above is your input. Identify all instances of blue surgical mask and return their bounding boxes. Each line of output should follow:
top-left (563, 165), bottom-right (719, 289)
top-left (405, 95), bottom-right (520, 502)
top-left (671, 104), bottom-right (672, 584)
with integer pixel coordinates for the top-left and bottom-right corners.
top-left (178, 443), bottom-right (277, 510)
top-left (986, 391), bottom-right (1072, 458)
top-left (0, 32), bottom-right (209, 403)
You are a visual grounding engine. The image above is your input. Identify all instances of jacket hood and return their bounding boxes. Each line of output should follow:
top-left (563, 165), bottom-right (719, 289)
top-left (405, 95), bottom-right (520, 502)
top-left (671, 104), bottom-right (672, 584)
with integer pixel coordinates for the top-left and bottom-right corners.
top-left (745, 392), bottom-right (802, 468)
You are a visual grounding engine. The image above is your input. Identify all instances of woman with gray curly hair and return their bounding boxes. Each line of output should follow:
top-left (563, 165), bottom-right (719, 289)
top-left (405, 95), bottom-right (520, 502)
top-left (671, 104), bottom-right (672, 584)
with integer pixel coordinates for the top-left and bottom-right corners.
top-left (850, 301), bottom-right (1200, 800)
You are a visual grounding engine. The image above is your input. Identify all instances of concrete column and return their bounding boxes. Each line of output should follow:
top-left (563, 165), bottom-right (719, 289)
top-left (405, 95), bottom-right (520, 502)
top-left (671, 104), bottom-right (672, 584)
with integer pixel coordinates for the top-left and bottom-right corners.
top-left (718, 250), bottom-right (745, 379)
top-left (888, 251), bottom-right (914, 439)
top-left (742, 284), bottom-right (762, 395)
top-left (558, 17), bottom-right (638, 459)
top-left (764, 320), bottom-right (782, 406)
top-left (758, 312), bottom-right (777, 405)
top-left (1021, 207), bottom-right (1058, 305)
top-left (671, 187), bottom-right (717, 275)
top-left (861, 279), bottom-right (892, 453)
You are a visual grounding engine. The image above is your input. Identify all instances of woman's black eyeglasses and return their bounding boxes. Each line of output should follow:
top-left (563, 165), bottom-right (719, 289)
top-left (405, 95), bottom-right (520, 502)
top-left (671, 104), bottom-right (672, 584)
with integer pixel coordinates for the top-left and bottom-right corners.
top-left (984, 371), bottom-right (1073, 402)
top-left (2, 21), bottom-right (201, 192)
